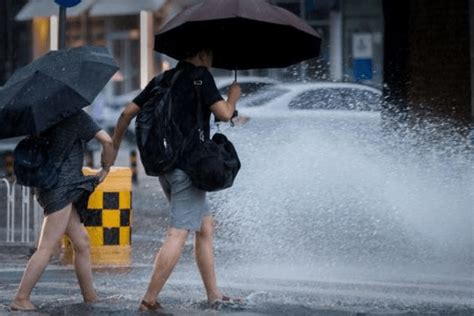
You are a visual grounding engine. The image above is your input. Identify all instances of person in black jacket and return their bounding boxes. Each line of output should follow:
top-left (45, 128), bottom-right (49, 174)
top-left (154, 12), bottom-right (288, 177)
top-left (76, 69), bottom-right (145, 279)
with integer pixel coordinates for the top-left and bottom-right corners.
top-left (112, 47), bottom-right (241, 311)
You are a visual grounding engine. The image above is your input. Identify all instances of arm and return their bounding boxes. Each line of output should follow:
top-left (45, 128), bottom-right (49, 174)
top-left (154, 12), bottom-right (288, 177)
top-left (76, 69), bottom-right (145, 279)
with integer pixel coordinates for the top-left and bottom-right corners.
top-left (111, 102), bottom-right (141, 161)
top-left (94, 130), bottom-right (114, 182)
top-left (210, 83), bottom-right (241, 122)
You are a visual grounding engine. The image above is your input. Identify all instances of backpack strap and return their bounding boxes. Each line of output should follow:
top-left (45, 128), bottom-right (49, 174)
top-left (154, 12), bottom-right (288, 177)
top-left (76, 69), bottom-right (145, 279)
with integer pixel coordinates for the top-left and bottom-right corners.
top-left (193, 78), bottom-right (205, 142)
top-left (149, 69), bottom-right (181, 97)
top-left (166, 69), bottom-right (184, 121)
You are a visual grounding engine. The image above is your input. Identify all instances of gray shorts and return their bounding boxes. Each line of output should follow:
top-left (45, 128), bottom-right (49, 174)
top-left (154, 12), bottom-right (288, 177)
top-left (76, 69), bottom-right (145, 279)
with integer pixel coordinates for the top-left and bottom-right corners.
top-left (159, 169), bottom-right (211, 232)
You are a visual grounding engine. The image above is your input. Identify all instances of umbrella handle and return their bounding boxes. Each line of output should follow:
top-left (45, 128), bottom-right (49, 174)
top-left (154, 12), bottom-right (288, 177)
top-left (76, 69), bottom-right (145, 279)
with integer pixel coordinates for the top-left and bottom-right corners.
top-left (234, 69), bottom-right (238, 83)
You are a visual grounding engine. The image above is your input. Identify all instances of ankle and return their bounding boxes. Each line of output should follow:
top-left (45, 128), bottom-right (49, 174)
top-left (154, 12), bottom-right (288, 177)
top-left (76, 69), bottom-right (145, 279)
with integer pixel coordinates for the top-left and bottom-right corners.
top-left (84, 295), bottom-right (98, 304)
top-left (142, 295), bottom-right (158, 304)
top-left (13, 296), bottom-right (30, 303)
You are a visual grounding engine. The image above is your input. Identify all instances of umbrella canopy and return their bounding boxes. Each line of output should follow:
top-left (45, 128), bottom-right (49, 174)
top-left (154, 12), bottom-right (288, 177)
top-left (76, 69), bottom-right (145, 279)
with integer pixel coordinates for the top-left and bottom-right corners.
top-left (0, 46), bottom-right (118, 139)
top-left (154, 0), bottom-right (322, 70)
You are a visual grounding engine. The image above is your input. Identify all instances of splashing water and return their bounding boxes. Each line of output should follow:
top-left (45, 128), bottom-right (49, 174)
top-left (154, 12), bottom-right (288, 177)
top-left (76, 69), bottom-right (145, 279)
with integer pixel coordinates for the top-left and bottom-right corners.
top-left (211, 111), bottom-right (473, 282)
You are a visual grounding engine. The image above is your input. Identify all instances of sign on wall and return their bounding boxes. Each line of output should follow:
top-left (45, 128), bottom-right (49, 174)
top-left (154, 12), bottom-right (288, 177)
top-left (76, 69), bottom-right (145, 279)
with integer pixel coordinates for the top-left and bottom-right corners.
top-left (54, 0), bottom-right (81, 8)
top-left (352, 33), bottom-right (373, 81)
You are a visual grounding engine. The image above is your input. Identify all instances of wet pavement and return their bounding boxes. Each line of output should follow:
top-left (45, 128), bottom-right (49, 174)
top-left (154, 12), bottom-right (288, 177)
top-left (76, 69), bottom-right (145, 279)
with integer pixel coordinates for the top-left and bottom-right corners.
top-left (0, 142), bottom-right (473, 315)
top-left (1, 263), bottom-right (473, 315)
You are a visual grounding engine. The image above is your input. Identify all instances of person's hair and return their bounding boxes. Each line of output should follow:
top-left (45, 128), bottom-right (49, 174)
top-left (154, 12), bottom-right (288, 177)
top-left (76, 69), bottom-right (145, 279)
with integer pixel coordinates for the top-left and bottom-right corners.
top-left (182, 46), bottom-right (213, 59)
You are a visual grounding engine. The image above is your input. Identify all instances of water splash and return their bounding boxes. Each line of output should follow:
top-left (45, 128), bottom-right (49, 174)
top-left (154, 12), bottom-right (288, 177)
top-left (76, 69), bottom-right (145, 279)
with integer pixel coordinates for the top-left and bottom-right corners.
top-left (211, 112), bottom-right (473, 280)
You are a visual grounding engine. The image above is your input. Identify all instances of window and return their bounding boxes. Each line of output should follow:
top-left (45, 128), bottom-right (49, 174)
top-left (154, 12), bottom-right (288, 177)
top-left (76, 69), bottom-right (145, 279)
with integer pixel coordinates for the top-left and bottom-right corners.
top-left (289, 88), bottom-right (344, 110)
top-left (243, 88), bottom-right (290, 107)
top-left (342, 88), bottom-right (382, 111)
top-left (288, 87), bottom-right (381, 111)
top-left (110, 38), bottom-right (140, 96)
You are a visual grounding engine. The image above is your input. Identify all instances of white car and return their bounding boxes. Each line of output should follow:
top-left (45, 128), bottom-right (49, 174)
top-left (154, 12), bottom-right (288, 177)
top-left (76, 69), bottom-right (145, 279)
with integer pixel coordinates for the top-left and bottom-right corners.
top-left (238, 82), bottom-right (382, 117)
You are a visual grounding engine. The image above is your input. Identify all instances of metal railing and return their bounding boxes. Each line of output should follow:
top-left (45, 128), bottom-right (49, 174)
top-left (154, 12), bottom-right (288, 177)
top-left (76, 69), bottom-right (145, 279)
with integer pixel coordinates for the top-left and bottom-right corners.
top-left (0, 179), bottom-right (42, 245)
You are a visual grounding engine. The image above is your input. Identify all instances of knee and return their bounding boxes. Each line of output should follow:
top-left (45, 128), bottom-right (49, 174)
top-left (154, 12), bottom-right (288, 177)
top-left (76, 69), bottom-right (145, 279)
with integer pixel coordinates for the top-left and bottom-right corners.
top-left (72, 232), bottom-right (90, 254)
top-left (197, 218), bottom-right (214, 240)
top-left (167, 228), bottom-right (189, 245)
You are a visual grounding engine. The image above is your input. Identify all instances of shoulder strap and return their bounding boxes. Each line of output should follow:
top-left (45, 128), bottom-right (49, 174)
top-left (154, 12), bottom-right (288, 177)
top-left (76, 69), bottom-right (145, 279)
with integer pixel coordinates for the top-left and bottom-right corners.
top-left (150, 69), bottom-right (179, 94)
top-left (160, 69), bottom-right (182, 89)
top-left (193, 78), bottom-right (205, 142)
top-left (165, 69), bottom-right (184, 120)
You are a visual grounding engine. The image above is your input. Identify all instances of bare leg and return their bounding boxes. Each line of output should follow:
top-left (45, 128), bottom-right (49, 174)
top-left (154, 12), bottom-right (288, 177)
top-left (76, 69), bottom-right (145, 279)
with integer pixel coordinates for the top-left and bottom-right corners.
top-left (11, 205), bottom-right (72, 311)
top-left (140, 228), bottom-right (189, 309)
top-left (65, 207), bottom-right (97, 303)
top-left (194, 216), bottom-right (223, 302)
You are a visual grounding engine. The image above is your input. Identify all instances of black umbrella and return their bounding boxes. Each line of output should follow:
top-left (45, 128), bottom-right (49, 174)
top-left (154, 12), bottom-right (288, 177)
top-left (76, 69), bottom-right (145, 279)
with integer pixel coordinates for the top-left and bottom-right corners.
top-left (0, 46), bottom-right (118, 139)
top-left (154, 0), bottom-right (322, 70)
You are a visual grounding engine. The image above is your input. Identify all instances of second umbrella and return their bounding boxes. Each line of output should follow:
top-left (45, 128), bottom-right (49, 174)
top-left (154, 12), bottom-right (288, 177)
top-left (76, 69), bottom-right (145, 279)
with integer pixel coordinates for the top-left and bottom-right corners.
top-left (0, 46), bottom-right (118, 139)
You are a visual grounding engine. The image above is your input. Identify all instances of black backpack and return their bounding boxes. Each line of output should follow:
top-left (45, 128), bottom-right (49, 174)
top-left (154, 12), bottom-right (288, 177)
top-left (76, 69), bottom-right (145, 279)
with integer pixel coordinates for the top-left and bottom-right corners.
top-left (135, 70), bottom-right (184, 176)
top-left (13, 136), bottom-right (59, 189)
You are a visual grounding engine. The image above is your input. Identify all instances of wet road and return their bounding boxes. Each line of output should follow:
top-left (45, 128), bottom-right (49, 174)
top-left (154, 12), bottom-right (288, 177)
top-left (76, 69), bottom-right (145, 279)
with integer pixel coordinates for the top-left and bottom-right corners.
top-left (1, 264), bottom-right (473, 315)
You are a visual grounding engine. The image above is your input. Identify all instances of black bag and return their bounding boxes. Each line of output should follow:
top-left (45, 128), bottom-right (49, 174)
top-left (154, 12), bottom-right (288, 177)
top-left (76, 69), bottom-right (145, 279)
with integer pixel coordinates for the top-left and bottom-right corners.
top-left (181, 79), bottom-right (241, 192)
top-left (135, 70), bottom-right (184, 176)
top-left (13, 136), bottom-right (59, 189)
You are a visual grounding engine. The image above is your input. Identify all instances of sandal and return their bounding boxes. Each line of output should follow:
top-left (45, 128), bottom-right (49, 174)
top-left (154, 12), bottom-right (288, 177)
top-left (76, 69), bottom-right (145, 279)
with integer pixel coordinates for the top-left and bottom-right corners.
top-left (139, 300), bottom-right (162, 311)
top-left (209, 295), bottom-right (244, 310)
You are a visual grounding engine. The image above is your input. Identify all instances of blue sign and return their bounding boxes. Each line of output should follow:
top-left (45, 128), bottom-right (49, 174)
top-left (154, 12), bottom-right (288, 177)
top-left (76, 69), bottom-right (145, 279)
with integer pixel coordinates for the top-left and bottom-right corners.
top-left (353, 58), bottom-right (373, 81)
top-left (55, 0), bottom-right (81, 8)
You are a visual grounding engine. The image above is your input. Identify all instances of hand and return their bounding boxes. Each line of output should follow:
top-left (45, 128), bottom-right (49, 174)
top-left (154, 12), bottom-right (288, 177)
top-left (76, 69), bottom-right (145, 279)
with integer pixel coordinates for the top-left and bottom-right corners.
top-left (102, 149), bottom-right (117, 166)
top-left (96, 168), bottom-right (110, 184)
top-left (231, 115), bottom-right (250, 126)
top-left (228, 83), bottom-right (241, 101)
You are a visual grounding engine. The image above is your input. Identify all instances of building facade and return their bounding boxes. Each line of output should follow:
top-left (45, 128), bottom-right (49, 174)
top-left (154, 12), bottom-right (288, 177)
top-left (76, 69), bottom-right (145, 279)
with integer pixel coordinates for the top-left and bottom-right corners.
top-left (264, 0), bottom-right (384, 87)
top-left (6, 0), bottom-right (198, 100)
top-left (3, 0), bottom-right (385, 89)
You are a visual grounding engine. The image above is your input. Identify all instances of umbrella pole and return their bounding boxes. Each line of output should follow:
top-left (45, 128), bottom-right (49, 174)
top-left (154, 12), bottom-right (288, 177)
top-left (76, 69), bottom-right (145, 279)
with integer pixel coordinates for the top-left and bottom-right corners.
top-left (234, 69), bottom-right (238, 82)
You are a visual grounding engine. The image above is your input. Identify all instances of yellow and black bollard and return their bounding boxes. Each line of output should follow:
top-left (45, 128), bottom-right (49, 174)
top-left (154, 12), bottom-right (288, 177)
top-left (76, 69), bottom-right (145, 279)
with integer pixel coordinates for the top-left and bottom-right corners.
top-left (63, 167), bottom-right (132, 267)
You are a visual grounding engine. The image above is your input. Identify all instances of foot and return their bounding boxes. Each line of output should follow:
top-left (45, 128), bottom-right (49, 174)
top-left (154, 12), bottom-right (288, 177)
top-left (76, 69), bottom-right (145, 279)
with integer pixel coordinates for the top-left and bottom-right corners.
top-left (83, 292), bottom-right (99, 304)
top-left (138, 299), bottom-right (162, 311)
top-left (10, 299), bottom-right (37, 311)
top-left (208, 295), bottom-right (244, 310)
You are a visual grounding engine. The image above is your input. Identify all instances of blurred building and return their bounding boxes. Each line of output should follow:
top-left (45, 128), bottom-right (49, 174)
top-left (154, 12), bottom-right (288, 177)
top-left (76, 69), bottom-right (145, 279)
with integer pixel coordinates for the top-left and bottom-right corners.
top-left (267, 0), bottom-right (384, 87)
top-left (0, 0), bottom-right (31, 86)
top-left (10, 0), bottom-right (200, 101)
top-left (4, 0), bottom-right (384, 91)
